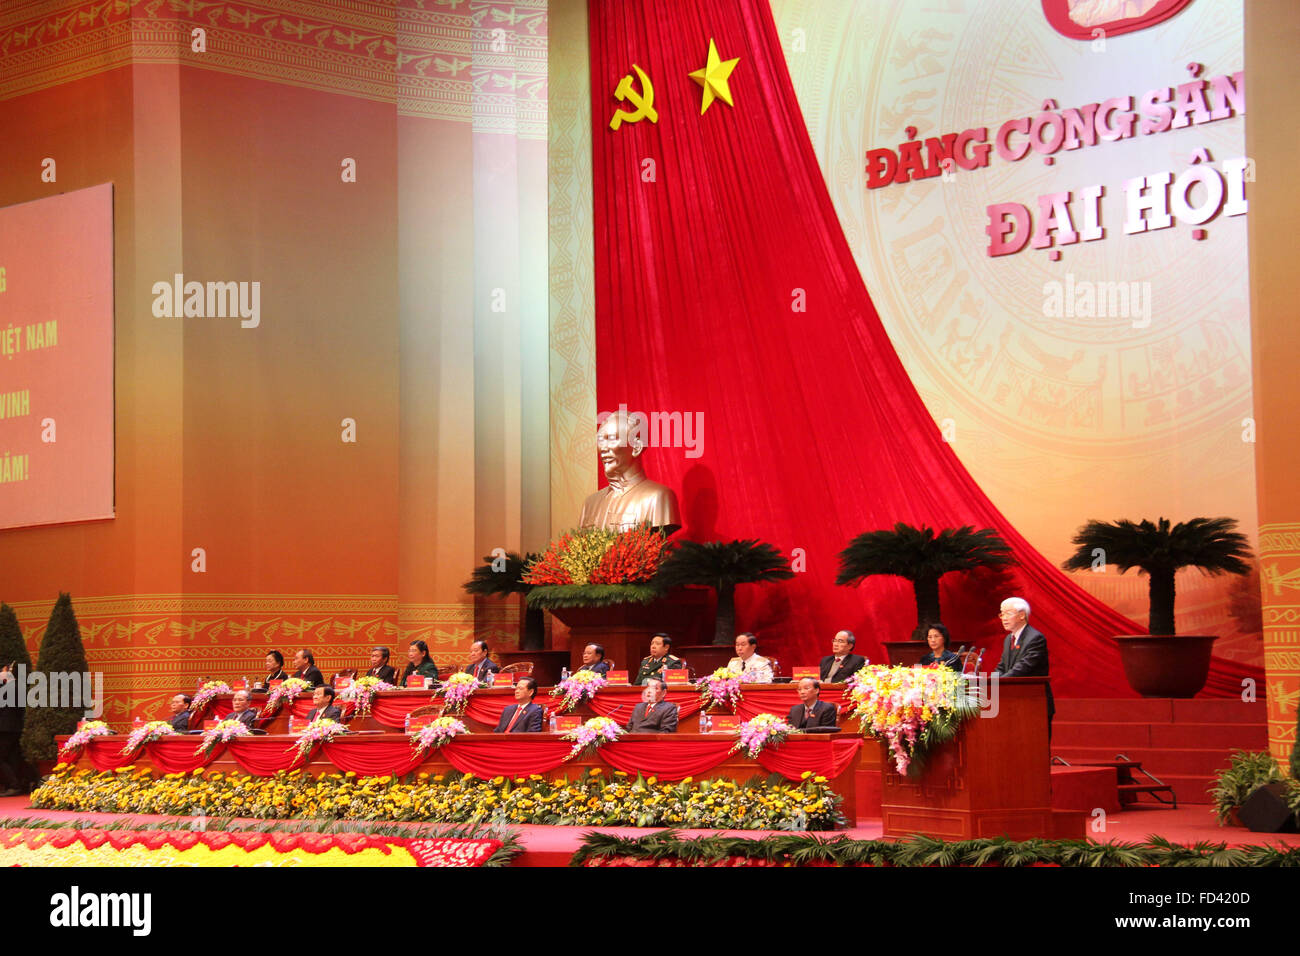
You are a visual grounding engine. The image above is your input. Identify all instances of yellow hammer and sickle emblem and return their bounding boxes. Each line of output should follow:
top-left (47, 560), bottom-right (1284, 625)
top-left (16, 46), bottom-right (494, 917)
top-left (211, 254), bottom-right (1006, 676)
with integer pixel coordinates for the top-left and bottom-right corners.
top-left (609, 64), bottom-right (658, 131)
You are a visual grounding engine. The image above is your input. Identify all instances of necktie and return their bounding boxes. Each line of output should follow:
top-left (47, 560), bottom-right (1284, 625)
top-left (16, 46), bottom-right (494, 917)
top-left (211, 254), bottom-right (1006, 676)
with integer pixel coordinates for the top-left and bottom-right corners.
top-left (505, 706), bottom-right (524, 732)
top-left (647, 702), bottom-right (655, 715)
top-left (832, 658), bottom-right (842, 677)
top-left (740, 660), bottom-right (746, 672)
top-left (806, 705), bottom-right (814, 726)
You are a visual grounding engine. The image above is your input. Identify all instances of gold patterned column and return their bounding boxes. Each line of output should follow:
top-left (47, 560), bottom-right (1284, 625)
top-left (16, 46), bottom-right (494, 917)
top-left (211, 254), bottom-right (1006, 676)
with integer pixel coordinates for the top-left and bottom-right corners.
top-left (1246, 1), bottom-right (1300, 772)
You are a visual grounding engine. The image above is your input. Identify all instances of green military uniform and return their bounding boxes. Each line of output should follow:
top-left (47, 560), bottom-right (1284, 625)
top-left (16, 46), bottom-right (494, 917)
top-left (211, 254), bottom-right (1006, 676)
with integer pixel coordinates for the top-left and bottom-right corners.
top-left (635, 654), bottom-right (684, 686)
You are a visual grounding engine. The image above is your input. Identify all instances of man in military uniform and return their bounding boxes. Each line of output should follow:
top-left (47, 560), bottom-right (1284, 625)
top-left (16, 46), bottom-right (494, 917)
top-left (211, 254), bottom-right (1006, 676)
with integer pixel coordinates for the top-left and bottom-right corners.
top-left (634, 633), bottom-right (684, 685)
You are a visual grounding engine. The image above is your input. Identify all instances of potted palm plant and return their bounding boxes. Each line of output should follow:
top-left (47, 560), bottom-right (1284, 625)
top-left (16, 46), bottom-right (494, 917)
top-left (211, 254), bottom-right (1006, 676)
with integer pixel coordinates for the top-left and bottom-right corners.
top-left (462, 551), bottom-right (544, 650)
top-left (1061, 517), bottom-right (1252, 697)
top-left (836, 523), bottom-right (1016, 665)
top-left (653, 539), bottom-right (795, 645)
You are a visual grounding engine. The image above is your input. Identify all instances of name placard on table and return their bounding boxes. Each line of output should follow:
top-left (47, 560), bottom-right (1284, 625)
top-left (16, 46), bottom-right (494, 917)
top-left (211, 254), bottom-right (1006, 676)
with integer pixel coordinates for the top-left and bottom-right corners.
top-left (710, 715), bottom-right (741, 734)
top-left (790, 666), bottom-right (820, 680)
top-left (663, 670), bottom-right (690, 684)
top-left (605, 670), bottom-right (629, 684)
top-left (553, 715), bottom-right (583, 732)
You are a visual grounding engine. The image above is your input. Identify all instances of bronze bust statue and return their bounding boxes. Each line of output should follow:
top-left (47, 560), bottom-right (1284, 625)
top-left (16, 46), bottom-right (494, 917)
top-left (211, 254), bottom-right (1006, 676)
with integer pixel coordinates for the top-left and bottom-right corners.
top-left (580, 413), bottom-right (682, 534)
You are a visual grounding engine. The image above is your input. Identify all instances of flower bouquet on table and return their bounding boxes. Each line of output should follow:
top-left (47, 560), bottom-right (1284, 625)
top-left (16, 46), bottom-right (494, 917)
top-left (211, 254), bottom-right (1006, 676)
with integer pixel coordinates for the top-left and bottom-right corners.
top-left (190, 680), bottom-right (232, 718)
top-left (410, 716), bottom-right (469, 756)
top-left (729, 713), bottom-right (794, 759)
top-left (261, 677), bottom-right (312, 717)
top-left (195, 719), bottom-right (252, 756)
top-left (336, 675), bottom-right (395, 717)
top-left (847, 664), bottom-right (979, 777)
top-left (58, 720), bottom-right (113, 760)
top-left (290, 718), bottom-right (349, 761)
top-left (120, 720), bottom-right (176, 756)
top-left (562, 716), bottom-right (623, 760)
top-left (437, 672), bottom-right (482, 715)
top-left (549, 669), bottom-right (607, 712)
top-left (522, 524), bottom-right (668, 609)
top-left (695, 667), bottom-right (745, 712)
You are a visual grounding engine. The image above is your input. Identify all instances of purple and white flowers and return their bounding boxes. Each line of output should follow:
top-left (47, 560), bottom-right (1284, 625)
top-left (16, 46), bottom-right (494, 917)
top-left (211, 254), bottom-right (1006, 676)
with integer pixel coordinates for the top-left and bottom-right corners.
top-left (120, 720), bottom-right (176, 756)
top-left (59, 720), bottom-right (112, 759)
top-left (195, 718), bottom-right (252, 756)
top-left (437, 672), bottom-right (482, 715)
top-left (409, 716), bottom-right (469, 754)
top-left (337, 676), bottom-right (395, 717)
top-left (262, 677), bottom-right (311, 716)
top-left (562, 716), bottom-right (623, 760)
top-left (549, 670), bottom-right (607, 712)
top-left (290, 718), bottom-right (349, 760)
top-left (696, 668), bottom-right (745, 712)
top-left (191, 681), bottom-right (232, 716)
top-left (729, 713), bottom-right (794, 759)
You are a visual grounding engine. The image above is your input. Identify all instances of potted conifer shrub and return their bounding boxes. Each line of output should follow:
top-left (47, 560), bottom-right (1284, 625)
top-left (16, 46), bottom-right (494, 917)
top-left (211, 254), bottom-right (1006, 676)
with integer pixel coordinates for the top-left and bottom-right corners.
top-left (836, 523), bottom-right (1016, 665)
top-left (1062, 517), bottom-right (1251, 697)
top-left (20, 593), bottom-right (91, 764)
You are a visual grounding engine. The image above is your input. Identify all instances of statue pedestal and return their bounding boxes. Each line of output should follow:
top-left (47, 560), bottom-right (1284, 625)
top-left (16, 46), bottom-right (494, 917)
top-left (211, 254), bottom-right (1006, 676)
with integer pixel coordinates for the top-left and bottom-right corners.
top-left (547, 588), bottom-right (713, 675)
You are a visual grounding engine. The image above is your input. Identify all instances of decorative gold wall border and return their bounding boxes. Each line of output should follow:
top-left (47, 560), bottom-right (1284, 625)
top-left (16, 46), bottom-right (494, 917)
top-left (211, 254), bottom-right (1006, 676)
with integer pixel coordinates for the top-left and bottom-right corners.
top-left (1259, 522), bottom-right (1300, 769)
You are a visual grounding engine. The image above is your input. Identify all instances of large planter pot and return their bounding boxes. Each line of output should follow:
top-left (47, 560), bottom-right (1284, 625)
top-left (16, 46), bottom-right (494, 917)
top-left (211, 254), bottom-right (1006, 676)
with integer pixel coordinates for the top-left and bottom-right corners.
top-left (547, 588), bottom-right (713, 675)
top-left (1113, 634), bottom-right (1217, 698)
top-left (882, 641), bottom-right (929, 667)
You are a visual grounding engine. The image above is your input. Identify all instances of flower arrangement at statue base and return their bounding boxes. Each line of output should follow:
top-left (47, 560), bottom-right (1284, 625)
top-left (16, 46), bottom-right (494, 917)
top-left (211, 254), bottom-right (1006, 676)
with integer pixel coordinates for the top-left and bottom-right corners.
top-left (30, 767), bottom-right (845, 830)
top-left (729, 713), bottom-right (794, 758)
top-left (696, 668), bottom-right (745, 712)
top-left (291, 719), bottom-right (349, 761)
top-left (523, 525), bottom-right (668, 609)
top-left (437, 672), bottom-right (482, 715)
top-left (121, 721), bottom-right (177, 756)
top-left (191, 681), bottom-right (232, 717)
top-left (848, 664), bottom-right (979, 776)
top-left (550, 670), bottom-right (607, 712)
top-left (196, 719), bottom-right (253, 756)
top-left (337, 676), bottom-right (395, 717)
top-left (262, 677), bottom-right (312, 717)
top-left (562, 716), bottom-right (624, 760)
top-left (410, 717), bottom-right (468, 755)
top-left (58, 721), bottom-right (112, 761)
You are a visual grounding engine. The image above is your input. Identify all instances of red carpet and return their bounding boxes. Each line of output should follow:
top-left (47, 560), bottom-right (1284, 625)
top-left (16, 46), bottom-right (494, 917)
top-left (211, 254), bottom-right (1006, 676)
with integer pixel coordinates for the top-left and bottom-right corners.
top-left (4, 796), bottom-right (1295, 866)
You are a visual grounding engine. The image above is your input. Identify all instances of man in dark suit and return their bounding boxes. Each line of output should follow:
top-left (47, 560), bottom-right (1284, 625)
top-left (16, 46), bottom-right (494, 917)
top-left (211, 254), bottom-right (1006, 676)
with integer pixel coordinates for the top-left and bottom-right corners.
top-left (577, 643), bottom-right (610, 676)
top-left (306, 685), bottom-right (343, 722)
top-left (464, 640), bottom-right (501, 682)
top-left (494, 677), bottom-right (544, 733)
top-left (227, 690), bottom-right (259, 727)
top-left (819, 631), bottom-right (867, 683)
top-left (626, 677), bottom-right (678, 732)
top-left (365, 646), bottom-right (397, 684)
top-left (993, 597), bottom-right (1055, 737)
top-left (291, 648), bottom-right (326, 687)
top-left (786, 678), bottom-right (838, 730)
top-left (167, 694), bottom-right (192, 733)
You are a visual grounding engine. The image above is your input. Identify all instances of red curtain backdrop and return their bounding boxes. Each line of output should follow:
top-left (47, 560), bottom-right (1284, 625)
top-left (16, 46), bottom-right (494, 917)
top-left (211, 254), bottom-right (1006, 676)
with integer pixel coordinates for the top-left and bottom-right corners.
top-left (586, 0), bottom-right (1260, 697)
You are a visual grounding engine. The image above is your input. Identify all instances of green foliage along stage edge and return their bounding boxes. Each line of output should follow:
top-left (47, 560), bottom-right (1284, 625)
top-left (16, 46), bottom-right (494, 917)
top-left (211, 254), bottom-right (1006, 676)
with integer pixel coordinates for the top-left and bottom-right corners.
top-left (1208, 750), bottom-right (1288, 825)
top-left (20, 593), bottom-right (91, 763)
top-left (569, 830), bottom-right (1300, 867)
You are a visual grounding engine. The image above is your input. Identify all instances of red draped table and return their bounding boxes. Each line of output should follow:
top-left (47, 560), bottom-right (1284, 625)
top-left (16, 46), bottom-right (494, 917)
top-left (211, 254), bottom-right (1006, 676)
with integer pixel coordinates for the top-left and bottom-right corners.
top-left (60, 732), bottom-right (865, 825)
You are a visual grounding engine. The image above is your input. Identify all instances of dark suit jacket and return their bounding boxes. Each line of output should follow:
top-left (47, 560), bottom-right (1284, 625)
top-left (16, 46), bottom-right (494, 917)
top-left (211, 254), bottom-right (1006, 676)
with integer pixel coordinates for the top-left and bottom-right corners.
top-left (819, 653), bottom-right (867, 683)
top-left (168, 711), bottom-right (190, 733)
top-left (786, 700), bottom-right (838, 729)
top-left (994, 625), bottom-right (1055, 717)
top-left (306, 705), bottom-right (343, 722)
top-left (494, 701), bottom-right (544, 733)
top-left (294, 666), bottom-right (326, 687)
top-left (626, 701), bottom-right (679, 733)
top-left (228, 708), bottom-right (258, 727)
top-left (464, 658), bottom-right (500, 682)
top-left (919, 650), bottom-right (963, 672)
top-left (578, 661), bottom-right (610, 677)
top-left (366, 664), bottom-right (397, 684)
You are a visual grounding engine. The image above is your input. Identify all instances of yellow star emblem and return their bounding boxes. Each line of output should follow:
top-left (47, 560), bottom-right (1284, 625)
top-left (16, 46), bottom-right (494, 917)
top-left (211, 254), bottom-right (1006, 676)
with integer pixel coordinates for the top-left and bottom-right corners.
top-left (688, 38), bottom-right (739, 114)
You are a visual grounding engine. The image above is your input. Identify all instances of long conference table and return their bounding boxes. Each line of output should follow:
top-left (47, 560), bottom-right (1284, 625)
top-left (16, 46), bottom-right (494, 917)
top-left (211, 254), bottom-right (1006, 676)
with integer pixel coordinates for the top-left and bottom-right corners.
top-left (59, 733), bottom-right (865, 825)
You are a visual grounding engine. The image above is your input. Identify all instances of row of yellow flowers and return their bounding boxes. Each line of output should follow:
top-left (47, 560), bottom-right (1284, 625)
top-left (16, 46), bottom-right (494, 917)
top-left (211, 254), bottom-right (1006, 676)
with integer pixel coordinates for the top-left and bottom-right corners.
top-left (32, 766), bottom-right (845, 830)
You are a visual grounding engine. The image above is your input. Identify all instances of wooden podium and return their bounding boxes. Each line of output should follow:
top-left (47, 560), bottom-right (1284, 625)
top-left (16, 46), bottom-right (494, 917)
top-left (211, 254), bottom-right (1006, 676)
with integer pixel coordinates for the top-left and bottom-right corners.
top-left (880, 677), bottom-right (1070, 840)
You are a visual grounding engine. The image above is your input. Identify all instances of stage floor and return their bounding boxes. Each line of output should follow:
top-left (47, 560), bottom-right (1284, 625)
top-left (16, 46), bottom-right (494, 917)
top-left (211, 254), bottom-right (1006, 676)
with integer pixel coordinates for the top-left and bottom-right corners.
top-left (2, 796), bottom-right (1296, 867)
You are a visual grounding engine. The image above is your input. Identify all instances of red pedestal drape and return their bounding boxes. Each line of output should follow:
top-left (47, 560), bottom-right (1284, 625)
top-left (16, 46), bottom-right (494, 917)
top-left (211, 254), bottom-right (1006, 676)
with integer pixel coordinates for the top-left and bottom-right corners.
top-left (65, 734), bottom-right (862, 783)
top-left (587, 0), bottom-right (1260, 696)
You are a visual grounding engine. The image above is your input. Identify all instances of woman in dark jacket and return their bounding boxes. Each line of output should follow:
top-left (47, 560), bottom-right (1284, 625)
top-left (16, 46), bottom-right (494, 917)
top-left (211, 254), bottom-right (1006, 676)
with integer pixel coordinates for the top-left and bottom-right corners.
top-left (399, 640), bottom-right (440, 687)
top-left (917, 623), bottom-right (963, 672)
